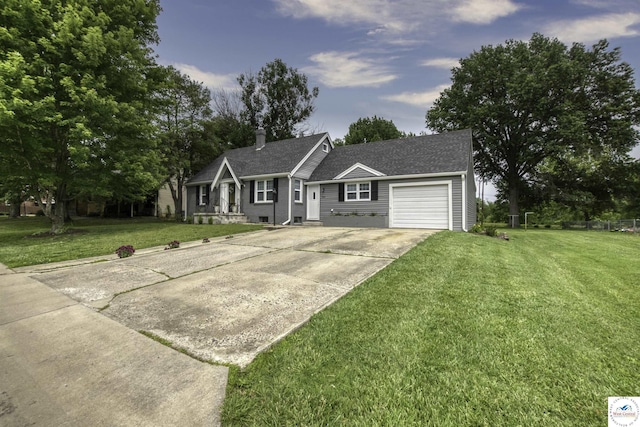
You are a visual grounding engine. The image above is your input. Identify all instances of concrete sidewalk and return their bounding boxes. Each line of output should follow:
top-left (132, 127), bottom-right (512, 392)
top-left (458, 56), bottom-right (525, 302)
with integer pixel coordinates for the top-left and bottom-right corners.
top-left (0, 266), bottom-right (228, 427)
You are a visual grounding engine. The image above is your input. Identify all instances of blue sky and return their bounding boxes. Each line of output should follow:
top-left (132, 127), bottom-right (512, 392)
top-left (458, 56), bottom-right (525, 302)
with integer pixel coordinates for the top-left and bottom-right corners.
top-left (154, 0), bottom-right (640, 199)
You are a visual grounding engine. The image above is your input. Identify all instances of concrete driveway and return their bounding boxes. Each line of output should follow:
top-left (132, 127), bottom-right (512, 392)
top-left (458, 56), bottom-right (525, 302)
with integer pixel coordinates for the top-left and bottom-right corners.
top-left (2, 226), bottom-right (433, 426)
top-left (20, 226), bottom-right (434, 367)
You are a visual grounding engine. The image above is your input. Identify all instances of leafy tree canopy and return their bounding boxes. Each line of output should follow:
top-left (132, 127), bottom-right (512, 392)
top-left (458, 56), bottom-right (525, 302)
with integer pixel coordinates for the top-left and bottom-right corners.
top-left (238, 58), bottom-right (319, 142)
top-left (155, 65), bottom-right (216, 218)
top-left (343, 116), bottom-right (403, 145)
top-left (426, 33), bottom-right (640, 225)
top-left (0, 0), bottom-right (163, 232)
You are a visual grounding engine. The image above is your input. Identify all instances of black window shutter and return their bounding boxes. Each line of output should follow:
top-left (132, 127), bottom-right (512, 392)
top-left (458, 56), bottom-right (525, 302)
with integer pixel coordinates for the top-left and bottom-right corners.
top-left (196, 186), bottom-right (200, 204)
top-left (250, 181), bottom-right (255, 203)
top-left (204, 185), bottom-right (209, 205)
top-left (371, 181), bottom-right (378, 201)
top-left (273, 178), bottom-right (279, 202)
top-left (338, 183), bottom-right (344, 202)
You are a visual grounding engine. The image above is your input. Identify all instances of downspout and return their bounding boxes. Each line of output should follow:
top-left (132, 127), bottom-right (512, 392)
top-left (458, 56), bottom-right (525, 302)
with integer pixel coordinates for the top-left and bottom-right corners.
top-left (282, 174), bottom-right (292, 226)
top-left (461, 173), bottom-right (467, 231)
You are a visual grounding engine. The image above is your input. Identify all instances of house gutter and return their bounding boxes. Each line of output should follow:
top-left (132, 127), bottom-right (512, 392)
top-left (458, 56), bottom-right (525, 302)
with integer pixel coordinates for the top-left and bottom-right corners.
top-left (461, 172), bottom-right (468, 232)
top-left (306, 170), bottom-right (468, 186)
top-left (285, 174), bottom-right (293, 225)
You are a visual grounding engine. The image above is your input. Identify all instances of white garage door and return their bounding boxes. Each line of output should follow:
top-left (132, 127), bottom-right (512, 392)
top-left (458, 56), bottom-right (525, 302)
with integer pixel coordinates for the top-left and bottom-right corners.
top-left (390, 183), bottom-right (450, 229)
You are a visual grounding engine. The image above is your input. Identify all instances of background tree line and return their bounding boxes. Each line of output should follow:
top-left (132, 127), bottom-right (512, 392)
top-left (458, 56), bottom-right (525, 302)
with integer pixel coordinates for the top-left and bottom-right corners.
top-left (2, 2), bottom-right (638, 232)
top-left (0, 0), bottom-right (319, 232)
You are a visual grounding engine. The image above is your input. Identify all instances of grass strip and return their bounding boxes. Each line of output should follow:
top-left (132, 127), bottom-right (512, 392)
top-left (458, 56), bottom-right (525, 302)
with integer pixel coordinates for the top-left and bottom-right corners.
top-left (222, 230), bottom-right (639, 426)
top-left (0, 217), bottom-right (262, 267)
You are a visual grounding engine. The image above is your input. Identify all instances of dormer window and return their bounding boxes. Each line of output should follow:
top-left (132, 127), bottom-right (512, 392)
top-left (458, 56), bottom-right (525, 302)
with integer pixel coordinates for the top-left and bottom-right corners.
top-left (322, 142), bottom-right (329, 153)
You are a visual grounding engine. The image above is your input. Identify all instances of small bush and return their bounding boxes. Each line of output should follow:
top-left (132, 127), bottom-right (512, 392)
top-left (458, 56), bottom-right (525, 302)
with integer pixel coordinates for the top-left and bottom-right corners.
top-left (35, 209), bottom-right (45, 216)
top-left (198, 216), bottom-right (203, 224)
top-left (469, 223), bottom-right (484, 233)
top-left (164, 240), bottom-right (180, 250)
top-left (186, 216), bottom-right (193, 224)
top-left (207, 217), bottom-right (213, 225)
top-left (485, 225), bottom-right (498, 237)
top-left (115, 245), bottom-right (135, 258)
top-left (545, 224), bottom-right (551, 229)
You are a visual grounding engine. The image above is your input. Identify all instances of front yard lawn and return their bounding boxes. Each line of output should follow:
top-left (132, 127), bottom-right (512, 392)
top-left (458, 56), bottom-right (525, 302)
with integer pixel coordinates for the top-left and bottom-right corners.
top-left (223, 230), bottom-right (639, 426)
top-left (0, 216), bottom-right (262, 267)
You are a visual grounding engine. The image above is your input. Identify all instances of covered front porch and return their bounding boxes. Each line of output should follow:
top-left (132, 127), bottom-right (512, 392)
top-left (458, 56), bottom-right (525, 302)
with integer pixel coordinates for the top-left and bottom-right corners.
top-left (193, 178), bottom-right (249, 224)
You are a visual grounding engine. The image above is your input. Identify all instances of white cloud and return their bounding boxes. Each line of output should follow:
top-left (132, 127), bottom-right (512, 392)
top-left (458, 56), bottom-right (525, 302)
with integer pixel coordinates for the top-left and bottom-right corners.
top-left (381, 84), bottom-right (450, 108)
top-left (545, 12), bottom-right (640, 43)
top-left (450, 0), bottom-right (522, 24)
top-left (171, 63), bottom-right (237, 89)
top-left (304, 51), bottom-right (397, 88)
top-left (420, 57), bottom-right (460, 69)
top-left (273, 0), bottom-right (401, 30)
top-left (273, 0), bottom-right (522, 38)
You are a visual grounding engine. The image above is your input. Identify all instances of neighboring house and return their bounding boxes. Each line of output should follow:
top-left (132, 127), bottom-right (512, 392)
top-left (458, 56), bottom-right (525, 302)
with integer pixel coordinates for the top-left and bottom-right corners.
top-left (186, 128), bottom-right (476, 231)
top-left (157, 176), bottom-right (187, 218)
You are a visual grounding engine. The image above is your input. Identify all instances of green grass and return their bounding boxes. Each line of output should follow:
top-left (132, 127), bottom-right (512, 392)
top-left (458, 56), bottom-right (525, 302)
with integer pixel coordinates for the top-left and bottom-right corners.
top-left (0, 216), bottom-right (262, 267)
top-left (222, 230), bottom-right (640, 426)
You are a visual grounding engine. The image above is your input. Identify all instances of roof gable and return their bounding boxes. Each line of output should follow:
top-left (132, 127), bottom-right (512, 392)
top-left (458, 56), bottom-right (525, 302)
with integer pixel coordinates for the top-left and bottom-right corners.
top-left (334, 163), bottom-right (386, 180)
top-left (212, 157), bottom-right (241, 189)
top-left (309, 129), bottom-right (472, 182)
top-left (188, 133), bottom-right (329, 185)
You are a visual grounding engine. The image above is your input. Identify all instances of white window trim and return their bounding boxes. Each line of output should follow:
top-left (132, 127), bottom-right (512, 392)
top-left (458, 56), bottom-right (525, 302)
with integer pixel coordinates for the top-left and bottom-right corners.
top-left (322, 142), bottom-right (329, 153)
top-left (294, 179), bottom-right (303, 203)
top-left (345, 181), bottom-right (371, 201)
top-left (198, 184), bottom-right (208, 206)
top-left (254, 179), bottom-right (274, 204)
top-left (334, 163), bottom-right (385, 180)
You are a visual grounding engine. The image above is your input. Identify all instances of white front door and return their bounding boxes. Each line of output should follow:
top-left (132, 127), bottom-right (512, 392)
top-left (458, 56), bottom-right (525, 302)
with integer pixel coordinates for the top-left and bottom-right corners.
top-left (220, 182), bottom-right (229, 213)
top-left (306, 184), bottom-right (320, 220)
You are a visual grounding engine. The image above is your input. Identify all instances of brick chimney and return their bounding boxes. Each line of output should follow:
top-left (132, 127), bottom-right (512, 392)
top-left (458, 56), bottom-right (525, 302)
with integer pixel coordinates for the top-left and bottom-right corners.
top-left (255, 128), bottom-right (266, 150)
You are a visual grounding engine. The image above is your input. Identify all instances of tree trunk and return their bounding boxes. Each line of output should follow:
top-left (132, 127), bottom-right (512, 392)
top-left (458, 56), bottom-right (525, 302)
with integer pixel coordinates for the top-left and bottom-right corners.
top-left (8, 195), bottom-right (22, 218)
top-left (509, 184), bottom-right (520, 228)
top-left (49, 185), bottom-right (67, 234)
top-left (9, 202), bottom-right (21, 218)
top-left (168, 174), bottom-right (185, 222)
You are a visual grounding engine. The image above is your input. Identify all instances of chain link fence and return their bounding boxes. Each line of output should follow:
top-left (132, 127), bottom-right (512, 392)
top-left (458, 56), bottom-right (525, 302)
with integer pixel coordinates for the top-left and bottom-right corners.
top-left (560, 219), bottom-right (639, 232)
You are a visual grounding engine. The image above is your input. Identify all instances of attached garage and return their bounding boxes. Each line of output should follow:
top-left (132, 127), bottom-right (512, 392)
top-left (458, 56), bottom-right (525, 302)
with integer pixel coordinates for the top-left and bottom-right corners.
top-left (389, 182), bottom-right (452, 230)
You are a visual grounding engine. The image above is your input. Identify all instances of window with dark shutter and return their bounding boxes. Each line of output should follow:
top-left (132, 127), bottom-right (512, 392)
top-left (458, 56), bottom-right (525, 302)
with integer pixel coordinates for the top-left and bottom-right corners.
top-left (338, 183), bottom-right (344, 202)
top-left (250, 181), bottom-right (255, 203)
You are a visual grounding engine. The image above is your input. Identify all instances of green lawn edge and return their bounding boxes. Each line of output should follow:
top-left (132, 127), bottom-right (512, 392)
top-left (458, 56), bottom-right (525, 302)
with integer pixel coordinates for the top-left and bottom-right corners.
top-left (0, 216), bottom-right (263, 268)
top-left (222, 230), bottom-right (640, 426)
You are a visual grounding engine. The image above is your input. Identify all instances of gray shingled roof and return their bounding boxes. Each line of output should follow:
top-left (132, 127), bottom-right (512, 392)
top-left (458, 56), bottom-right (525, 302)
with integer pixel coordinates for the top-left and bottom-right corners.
top-left (308, 129), bottom-right (472, 182)
top-left (188, 133), bottom-right (329, 184)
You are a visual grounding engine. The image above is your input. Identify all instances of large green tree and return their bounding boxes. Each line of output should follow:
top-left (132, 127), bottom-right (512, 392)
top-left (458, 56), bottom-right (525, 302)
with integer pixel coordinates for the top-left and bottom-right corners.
top-left (210, 88), bottom-right (256, 149)
top-left (343, 116), bottom-right (403, 145)
top-left (156, 66), bottom-right (217, 218)
top-left (0, 0), bottom-right (163, 232)
top-left (238, 58), bottom-right (319, 142)
top-left (427, 33), bottom-right (640, 226)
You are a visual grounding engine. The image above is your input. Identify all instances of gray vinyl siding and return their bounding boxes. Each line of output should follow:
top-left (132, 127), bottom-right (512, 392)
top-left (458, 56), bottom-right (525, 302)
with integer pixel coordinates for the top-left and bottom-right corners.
top-left (242, 180), bottom-right (290, 224)
top-left (187, 184), bottom-right (215, 215)
top-left (186, 186), bottom-right (197, 216)
top-left (466, 169), bottom-right (477, 229)
top-left (341, 168), bottom-right (378, 179)
top-left (319, 176), bottom-right (465, 230)
top-left (293, 141), bottom-right (330, 180)
top-left (291, 178), bottom-right (306, 223)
